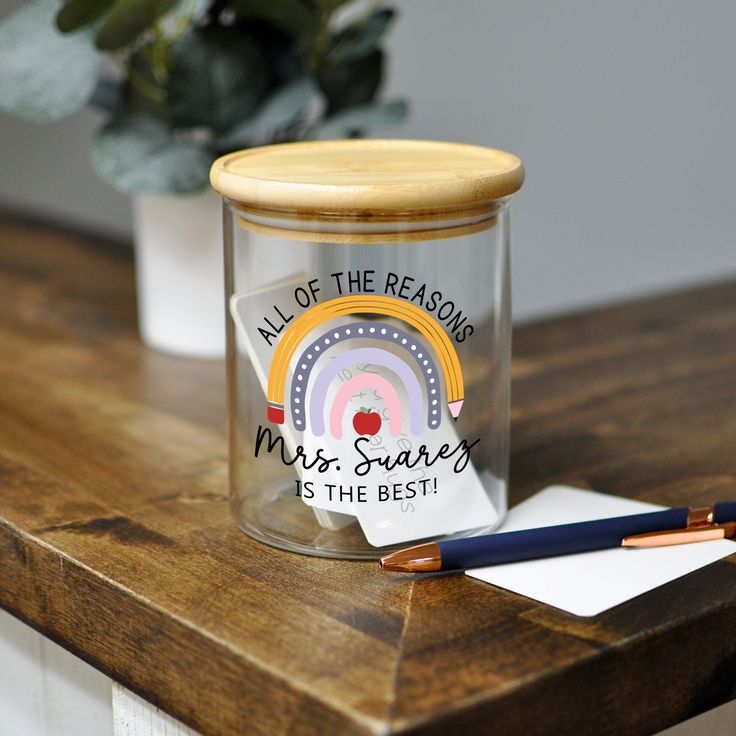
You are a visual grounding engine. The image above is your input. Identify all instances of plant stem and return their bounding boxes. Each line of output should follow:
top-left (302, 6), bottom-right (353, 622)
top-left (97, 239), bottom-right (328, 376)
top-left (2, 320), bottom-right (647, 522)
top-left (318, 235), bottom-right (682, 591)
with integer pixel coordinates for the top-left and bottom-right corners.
top-left (308, 8), bottom-right (330, 74)
top-left (127, 64), bottom-right (165, 102)
top-left (150, 22), bottom-right (169, 82)
top-left (170, 0), bottom-right (198, 41)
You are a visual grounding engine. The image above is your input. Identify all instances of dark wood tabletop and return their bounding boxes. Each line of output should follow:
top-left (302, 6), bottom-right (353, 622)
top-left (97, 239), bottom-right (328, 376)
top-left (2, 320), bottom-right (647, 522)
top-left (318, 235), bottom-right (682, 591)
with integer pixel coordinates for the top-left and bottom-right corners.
top-left (1, 210), bottom-right (735, 736)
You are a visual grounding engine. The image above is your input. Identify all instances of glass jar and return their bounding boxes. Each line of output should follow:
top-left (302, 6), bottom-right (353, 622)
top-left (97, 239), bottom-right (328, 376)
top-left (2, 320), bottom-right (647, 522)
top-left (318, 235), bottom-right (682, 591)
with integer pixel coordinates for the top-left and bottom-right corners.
top-left (210, 140), bottom-right (524, 559)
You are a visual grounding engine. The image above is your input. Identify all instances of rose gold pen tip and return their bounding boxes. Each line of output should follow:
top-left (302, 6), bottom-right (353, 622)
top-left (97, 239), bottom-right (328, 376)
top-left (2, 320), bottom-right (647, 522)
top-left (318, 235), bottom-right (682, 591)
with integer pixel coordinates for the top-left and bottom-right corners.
top-left (379, 543), bottom-right (442, 573)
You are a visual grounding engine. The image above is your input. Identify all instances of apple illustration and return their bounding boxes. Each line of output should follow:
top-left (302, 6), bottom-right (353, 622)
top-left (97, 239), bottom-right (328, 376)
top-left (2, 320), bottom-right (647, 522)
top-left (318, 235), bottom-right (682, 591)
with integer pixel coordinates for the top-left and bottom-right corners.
top-left (353, 407), bottom-right (382, 436)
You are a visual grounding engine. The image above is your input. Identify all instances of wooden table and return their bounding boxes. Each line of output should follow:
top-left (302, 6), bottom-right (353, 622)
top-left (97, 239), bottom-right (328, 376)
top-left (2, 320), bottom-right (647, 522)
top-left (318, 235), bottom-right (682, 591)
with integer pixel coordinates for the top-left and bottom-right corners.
top-left (1, 210), bottom-right (735, 736)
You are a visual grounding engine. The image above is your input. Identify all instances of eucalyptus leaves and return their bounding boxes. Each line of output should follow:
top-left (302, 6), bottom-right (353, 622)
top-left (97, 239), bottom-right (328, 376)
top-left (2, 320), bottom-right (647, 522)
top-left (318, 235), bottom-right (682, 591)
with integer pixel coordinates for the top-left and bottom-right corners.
top-left (0, 0), bottom-right (406, 193)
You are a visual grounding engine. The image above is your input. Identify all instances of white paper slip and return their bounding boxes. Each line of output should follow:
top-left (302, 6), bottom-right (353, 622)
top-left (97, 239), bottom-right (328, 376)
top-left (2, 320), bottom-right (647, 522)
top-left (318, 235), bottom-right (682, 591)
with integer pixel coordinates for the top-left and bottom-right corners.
top-left (467, 486), bottom-right (736, 617)
top-left (351, 401), bottom-right (499, 547)
top-left (230, 277), bottom-right (356, 528)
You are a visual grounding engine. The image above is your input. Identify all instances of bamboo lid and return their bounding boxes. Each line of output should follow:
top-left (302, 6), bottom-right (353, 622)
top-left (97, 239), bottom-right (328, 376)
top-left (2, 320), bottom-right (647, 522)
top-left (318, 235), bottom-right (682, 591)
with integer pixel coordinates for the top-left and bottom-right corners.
top-left (210, 140), bottom-right (524, 217)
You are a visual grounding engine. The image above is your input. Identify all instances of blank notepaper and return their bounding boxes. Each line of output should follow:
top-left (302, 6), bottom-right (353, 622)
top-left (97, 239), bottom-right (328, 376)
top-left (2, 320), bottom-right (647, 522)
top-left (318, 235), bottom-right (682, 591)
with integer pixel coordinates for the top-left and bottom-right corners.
top-left (466, 486), bottom-right (736, 616)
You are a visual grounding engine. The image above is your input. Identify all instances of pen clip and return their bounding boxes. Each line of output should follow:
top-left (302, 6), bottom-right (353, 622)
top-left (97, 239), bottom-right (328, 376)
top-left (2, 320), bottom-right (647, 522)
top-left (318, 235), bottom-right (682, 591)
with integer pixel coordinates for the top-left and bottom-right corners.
top-left (622, 522), bottom-right (736, 548)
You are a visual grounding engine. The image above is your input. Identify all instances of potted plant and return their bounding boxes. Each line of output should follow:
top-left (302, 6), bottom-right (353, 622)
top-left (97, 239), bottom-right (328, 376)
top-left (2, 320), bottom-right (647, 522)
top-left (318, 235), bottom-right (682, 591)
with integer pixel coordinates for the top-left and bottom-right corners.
top-left (0, 0), bottom-right (407, 357)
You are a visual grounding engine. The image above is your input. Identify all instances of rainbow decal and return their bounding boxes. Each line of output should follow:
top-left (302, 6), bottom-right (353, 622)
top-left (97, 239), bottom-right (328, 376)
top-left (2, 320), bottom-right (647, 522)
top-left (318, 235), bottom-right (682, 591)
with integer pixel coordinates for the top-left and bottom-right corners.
top-left (267, 295), bottom-right (464, 431)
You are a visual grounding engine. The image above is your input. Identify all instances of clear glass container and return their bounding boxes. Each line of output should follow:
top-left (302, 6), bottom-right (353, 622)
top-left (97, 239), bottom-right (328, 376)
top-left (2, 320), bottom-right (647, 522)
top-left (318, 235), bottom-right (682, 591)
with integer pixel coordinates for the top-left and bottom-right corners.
top-left (211, 140), bottom-right (524, 558)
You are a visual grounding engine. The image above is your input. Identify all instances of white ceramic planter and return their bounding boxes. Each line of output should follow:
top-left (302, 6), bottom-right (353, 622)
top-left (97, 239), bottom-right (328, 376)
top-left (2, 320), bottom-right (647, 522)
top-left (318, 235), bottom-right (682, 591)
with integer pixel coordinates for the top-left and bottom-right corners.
top-left (132, 190), bottom-right (225, 358)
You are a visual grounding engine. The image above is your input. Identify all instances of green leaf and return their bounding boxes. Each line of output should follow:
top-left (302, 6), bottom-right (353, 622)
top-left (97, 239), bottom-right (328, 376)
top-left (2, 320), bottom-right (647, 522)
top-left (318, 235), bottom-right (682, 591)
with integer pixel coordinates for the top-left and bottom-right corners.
top-left (326, 8), bottom-right (395, 65)
top-left (315, 0), bottom-right (353, 12)
top-left (317, 99), bottom-right (407, 137)
top-left (231, 0), bottom-right (319, 37)
top-left (57, 0), bottom-right (115, 33)
top-left (95, 0), bottom-right (178, 51)
top-left (0, 0), bottom-right (100, 122)
top-left (174, 0), bottom-right (210, 18)
top-left (124, 45), bottom-right (167, 119)
top-left (89, 76), bottom-right (124, 113)
top-left (92, 114), bottom-right (212, 193)
top-left (219, 77), bottom-right (317, 149)
top-left (319, 49), bottom-right (383, 115)
top-left (167, 28), bottom-right (268, 133)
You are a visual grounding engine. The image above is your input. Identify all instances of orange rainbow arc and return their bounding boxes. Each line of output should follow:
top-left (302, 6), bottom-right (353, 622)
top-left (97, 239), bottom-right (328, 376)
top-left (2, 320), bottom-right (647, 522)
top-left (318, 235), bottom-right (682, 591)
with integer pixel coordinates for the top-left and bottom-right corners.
top-left (266, 295), bottom-right (464, 423)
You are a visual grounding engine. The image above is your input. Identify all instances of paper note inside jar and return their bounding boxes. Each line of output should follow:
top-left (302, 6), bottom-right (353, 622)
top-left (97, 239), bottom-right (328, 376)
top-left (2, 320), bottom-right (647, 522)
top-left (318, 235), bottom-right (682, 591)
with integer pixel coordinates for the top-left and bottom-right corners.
top-left (231, 278), bottom-right (498, 547)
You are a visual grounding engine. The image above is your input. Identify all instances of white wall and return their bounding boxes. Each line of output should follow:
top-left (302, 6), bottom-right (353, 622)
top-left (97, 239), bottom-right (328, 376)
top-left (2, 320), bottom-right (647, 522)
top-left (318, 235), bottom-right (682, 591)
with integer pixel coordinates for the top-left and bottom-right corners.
top-left (1, 1), bottom-right (735, 320)
top-left (0, 609), bottom-right (114, 736)
top-left (0, 609), bottom-right (198, 735)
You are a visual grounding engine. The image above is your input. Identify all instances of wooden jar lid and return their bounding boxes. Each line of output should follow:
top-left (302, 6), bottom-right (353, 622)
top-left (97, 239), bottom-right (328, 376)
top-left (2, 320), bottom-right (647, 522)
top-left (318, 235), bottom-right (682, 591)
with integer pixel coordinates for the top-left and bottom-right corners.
top-left (210, 139), bottom-right (524, 242)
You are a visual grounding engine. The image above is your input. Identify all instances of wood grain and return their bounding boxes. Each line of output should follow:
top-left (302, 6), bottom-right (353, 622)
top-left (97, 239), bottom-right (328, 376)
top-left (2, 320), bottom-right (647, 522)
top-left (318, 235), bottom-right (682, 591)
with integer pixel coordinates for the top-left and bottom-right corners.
top-left (210, 140), bottom-right (524, 216)
top-left (0, 209), bottom-right (735, 736)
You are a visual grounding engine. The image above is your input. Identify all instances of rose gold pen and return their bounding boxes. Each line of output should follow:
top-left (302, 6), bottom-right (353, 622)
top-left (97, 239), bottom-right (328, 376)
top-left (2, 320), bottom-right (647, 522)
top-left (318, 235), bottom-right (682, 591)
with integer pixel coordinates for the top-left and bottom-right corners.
top-left (380, 503), bottom-right (736, 573)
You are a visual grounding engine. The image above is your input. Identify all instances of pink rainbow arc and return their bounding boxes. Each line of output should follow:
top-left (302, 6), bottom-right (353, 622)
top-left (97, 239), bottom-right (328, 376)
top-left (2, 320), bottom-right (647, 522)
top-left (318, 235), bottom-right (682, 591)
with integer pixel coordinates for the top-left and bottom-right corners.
top-left (329, 374), bottom-right (403, 440)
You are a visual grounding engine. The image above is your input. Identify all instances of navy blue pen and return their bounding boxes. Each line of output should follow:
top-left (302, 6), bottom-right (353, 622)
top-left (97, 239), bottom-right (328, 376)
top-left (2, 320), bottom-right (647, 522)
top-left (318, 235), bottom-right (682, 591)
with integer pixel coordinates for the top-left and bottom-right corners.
top-left (379, 502), bottom-right (736, 572)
